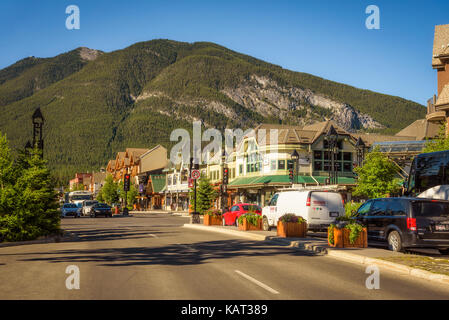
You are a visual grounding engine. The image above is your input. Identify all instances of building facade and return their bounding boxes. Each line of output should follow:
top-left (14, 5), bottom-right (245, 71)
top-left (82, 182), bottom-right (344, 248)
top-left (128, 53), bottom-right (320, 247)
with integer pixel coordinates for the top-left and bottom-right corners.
top-left (427, 24), bottom-right (449, 134)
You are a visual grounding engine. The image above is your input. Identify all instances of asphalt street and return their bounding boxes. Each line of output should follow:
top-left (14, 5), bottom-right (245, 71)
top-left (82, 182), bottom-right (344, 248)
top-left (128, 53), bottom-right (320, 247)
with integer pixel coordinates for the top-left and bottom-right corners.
top-left (1, 212), bottom-right (449, 299)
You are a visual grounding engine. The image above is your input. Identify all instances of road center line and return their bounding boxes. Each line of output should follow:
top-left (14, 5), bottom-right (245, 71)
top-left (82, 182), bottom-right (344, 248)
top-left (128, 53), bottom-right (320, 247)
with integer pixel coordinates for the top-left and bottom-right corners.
top-left (234, 270), bottom-right (279, 295)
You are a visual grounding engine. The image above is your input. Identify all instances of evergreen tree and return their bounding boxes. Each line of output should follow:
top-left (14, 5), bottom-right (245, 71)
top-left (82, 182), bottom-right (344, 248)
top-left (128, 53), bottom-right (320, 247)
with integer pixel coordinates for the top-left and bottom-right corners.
top-left (0, 147), bottom-right (60, 242)
top-left (353, 147), bottom-right (402, 199)
top-left (189, 177), bottom-right (218, 215)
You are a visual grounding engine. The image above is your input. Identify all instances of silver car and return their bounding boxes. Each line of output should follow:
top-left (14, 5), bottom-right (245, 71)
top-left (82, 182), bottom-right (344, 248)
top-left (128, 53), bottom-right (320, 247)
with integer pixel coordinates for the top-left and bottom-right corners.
top-left (82, 200), bottom-right (99, 216)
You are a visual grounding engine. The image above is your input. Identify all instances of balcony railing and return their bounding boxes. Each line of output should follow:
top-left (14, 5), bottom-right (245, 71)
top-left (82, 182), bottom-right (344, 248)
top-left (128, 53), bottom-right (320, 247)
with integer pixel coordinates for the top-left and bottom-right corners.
top-left (427, 95), bottom-right (437, 115)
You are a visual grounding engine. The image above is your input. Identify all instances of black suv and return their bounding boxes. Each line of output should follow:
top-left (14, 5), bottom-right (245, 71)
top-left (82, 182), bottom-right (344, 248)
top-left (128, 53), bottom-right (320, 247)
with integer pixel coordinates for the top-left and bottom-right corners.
top-left (354, 197), bottom-right (449, 253)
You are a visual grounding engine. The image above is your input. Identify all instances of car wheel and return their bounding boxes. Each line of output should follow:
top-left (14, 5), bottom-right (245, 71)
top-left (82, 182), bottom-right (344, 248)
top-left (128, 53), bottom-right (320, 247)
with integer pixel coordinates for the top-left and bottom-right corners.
top-left (262, 216), bottom-right (271, 231)
top-left (235, 218), bottom-right (239, 227)
top-left (387, 231), bottom-right (403, 252)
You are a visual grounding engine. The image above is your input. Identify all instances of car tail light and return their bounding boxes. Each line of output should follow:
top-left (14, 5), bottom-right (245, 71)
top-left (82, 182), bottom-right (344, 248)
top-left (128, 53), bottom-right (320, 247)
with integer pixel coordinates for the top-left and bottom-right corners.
top-left (407, 218), bottom-right (417, 231)
top-left (306, 194), bottom-right (311, 207)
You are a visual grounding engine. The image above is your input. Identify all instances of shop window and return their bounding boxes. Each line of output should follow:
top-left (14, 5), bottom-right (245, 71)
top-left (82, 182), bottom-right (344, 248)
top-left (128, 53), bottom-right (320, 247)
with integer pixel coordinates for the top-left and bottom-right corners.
top-left (343, 152), bottom-right (352, 161)
top-left (270, 160), bottom-right (277, 171)
top-left (278, 160), bottom-right (286, 170)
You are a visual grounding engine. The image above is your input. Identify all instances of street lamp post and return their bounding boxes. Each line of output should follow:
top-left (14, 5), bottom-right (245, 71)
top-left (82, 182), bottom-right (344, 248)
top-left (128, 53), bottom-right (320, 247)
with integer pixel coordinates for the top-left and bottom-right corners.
top-left (326, 125), bottom-right (339, 185)
top-left (221, 147), bottom-right (227, 213)
top-left (32, 107), bottom-right (44, 157)
top-left (291, 149), bottom-right (299, 185)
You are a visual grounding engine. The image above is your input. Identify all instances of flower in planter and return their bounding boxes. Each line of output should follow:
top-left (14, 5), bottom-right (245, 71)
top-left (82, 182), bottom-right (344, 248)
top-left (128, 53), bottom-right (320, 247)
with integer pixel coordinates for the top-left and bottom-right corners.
top-left (279, 213), bottom-right (306, 224)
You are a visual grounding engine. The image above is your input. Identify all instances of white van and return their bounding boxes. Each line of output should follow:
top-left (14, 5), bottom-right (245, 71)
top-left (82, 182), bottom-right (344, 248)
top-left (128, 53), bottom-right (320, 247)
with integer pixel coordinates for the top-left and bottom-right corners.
top-left (261, 190), bottom-right (345, 231)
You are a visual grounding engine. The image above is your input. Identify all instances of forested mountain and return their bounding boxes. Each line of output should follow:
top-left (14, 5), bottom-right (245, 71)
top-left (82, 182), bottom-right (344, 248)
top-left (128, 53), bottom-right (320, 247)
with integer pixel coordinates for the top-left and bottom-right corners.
top-left (0, 40), bottom-right (425, 184)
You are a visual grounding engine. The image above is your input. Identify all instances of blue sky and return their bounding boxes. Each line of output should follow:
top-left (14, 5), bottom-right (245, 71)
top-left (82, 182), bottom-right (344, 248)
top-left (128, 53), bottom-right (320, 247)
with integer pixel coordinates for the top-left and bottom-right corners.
top-left (0, 0), bottom-right (448, 105)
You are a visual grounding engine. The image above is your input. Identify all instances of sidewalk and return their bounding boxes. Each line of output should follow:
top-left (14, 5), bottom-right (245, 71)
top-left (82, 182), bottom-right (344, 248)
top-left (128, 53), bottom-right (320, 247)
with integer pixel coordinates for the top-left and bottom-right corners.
top-left (183, 223), bottom-right (449, 285)
top-left (129, 210), bottom-right (190, 217)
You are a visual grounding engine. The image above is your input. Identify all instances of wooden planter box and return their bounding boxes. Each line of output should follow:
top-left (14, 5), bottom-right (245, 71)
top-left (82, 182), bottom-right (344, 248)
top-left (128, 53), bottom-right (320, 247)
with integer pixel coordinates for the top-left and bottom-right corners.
top-left (203, 214), bottom-right (223, 226)
top-left (238, 217), bottom-right (262, 231)
top-left (277, 221), bottom-right (308, 238)
top-left (328, 227), bottom-right (368, 248)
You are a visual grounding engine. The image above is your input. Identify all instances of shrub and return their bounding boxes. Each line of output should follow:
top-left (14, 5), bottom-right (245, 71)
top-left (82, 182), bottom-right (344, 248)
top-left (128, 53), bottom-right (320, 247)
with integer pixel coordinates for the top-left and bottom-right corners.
top-left (344, 202), bottom-right (362, 218)
top-left (328, 221), bottom-right (365, 245)
top-left (205, 208), bottom-right (222, 216)
top-left (238, 213), bottom-right (261, 227)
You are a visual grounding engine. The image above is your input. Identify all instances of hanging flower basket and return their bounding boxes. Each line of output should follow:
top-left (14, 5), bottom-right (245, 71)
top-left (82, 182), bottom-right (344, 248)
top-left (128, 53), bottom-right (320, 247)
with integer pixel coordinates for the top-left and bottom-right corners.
top-left (277, 214), bottom-right (308, 238)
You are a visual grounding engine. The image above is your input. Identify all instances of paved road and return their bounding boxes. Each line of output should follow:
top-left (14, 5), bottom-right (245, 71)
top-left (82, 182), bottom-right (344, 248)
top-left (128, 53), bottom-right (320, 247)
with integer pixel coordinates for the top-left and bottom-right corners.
top-left (1, 212), bottom-right (449, 299)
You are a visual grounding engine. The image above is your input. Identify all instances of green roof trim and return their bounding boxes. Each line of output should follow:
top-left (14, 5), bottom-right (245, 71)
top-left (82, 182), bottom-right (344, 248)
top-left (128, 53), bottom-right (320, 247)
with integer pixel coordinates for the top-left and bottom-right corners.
top-left (150, 174), bottom-right (166, 193)
top-left (228, 174), bottom-right (356, 187)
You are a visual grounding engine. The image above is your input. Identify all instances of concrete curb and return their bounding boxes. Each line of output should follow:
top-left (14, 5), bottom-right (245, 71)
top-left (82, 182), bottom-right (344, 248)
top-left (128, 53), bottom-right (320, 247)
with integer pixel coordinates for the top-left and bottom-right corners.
top-left (183, 224), bottom-right (449, 286)
top-left (0, 231), bottom-right (79, 248)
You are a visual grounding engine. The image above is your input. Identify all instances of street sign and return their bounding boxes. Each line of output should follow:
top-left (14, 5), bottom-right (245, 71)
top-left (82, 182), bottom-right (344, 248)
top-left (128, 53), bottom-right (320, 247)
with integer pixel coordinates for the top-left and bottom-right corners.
top-left (191, 169), bottom-right (201, 180)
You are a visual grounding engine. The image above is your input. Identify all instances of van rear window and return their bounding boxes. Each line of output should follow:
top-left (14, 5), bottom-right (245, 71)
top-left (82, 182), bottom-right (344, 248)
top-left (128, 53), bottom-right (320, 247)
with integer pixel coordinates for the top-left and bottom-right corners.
top-left (412, 202), bottom-right (449, 217)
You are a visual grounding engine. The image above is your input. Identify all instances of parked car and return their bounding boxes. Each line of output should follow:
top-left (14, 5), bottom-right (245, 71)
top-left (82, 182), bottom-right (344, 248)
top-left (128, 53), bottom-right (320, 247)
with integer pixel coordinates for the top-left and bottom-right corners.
top-left (354, 197), bottom-right (449, 253)
top-left (261, 190), bottom-right (345, 231)
top-left (223, 203), bottom-right (262, 226)
top-left (90, 203), bottom-right (113, 218)
top-left (82, 200), bottom-right (99, 216)
top-left (61, 203), bottom-right (81, 218)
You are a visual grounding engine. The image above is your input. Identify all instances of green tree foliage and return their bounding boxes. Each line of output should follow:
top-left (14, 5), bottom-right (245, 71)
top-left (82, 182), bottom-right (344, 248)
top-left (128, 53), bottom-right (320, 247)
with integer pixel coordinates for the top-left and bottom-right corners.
top-left (423, 124), bottom-right (449, 153)
top-left (100, 175), bottom-right (119, 205)
top-left (189, 177), bottom-right (218, 215)
top-left (119, 183), bottom-right (139, 206)
top-left (96, 188), bottom-right (104, 202)
top-left (353, 147), bottom-right (402, 199)
top-left (0, 134), bottom-right (60, 242)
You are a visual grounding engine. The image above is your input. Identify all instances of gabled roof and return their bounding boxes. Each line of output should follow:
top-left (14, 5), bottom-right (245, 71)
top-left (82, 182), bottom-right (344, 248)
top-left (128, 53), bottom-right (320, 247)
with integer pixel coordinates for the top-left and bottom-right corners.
top-left (115, 152), bottom-right (126, 169)
top-left (250, 121), bottom-right (349, 147)
top-left (433, 24), bottom-right (449, 68)
top-left (126, 148), bottom-right (149, 158)
top-left (302, 120), bottom-right (352, 142)
top-left (106, 160), bottom-right (116, 172)
top-left (395, 118), bottom-right (441, 141)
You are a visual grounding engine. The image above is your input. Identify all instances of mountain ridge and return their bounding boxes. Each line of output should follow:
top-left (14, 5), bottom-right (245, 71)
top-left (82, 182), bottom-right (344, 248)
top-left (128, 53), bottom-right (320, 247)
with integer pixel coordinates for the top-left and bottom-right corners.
top-left (0, 39), bottom-right (426, 184)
